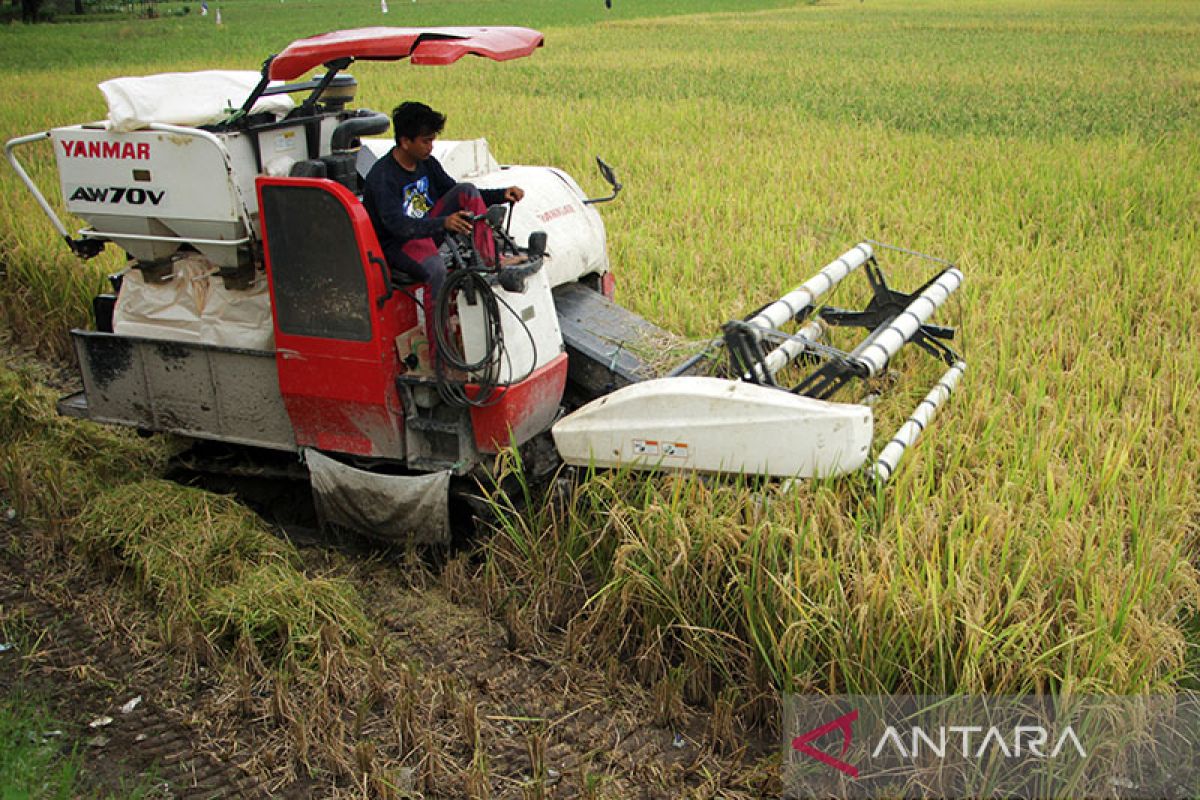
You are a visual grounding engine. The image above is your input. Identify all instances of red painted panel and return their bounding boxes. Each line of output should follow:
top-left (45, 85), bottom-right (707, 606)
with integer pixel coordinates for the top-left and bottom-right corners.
top-left (601, 272), bottom-right (616, 299)
top-left (467, 353), bottom-right (567, 453)
top-left (258, 176), bottom-right (420, 460)
top-left (269, 26), bottom-right (544, 80)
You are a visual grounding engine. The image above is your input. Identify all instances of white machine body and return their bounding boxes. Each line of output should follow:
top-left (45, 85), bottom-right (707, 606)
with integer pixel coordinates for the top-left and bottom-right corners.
top-left (473, 165), bottom-right (610, 288)
top-left (49, 114), bottom-right (339, 268)
top-left (552, 377), bottom-right (874, 479)
top-left (459, 263), bottom-right (565, 384)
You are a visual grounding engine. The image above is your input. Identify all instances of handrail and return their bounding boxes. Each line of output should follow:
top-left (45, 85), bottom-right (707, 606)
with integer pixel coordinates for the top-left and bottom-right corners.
top-left (5, 131), bottom-right (72, 239)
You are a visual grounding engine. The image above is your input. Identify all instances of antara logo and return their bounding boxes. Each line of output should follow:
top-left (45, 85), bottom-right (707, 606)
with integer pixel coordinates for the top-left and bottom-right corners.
top-left (872, 724), bottom-right (1087, 760)
top-left (792, 710), bottom-right (860, 778)
top-left (61, 140), bottom-right (151, 160)
top-left (69, 186), bottom-right (165, 206)
top-left (792, 709), bottom-right (1088, 778)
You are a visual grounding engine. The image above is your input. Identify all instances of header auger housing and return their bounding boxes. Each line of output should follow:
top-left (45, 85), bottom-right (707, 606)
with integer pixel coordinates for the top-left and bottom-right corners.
top-left (6, 26), bottom-right (965, 542)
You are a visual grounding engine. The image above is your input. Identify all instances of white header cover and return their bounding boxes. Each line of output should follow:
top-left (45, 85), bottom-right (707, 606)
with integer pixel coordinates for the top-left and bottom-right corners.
top-left (99, 70), bottom-right (295, 132)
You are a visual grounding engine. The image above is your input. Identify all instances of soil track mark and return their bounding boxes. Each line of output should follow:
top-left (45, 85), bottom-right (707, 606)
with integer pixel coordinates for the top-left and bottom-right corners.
top-left (0, 517), bottom-right (267, 799)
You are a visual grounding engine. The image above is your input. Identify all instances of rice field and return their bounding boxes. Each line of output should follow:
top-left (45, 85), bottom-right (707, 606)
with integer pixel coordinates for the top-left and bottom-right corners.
top-left (2, 0), bottom-right (1198, 732)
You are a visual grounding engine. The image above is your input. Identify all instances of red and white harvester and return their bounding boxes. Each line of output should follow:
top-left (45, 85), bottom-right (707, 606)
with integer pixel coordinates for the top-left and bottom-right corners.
top-left (7, 27), bottom-right (966, 540)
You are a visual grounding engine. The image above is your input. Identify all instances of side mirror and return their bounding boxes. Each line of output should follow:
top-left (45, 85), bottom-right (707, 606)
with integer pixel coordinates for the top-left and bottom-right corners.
top-left (583, 156), bottom-right (623, 206)
top-left (597, 158), bottom-right (619, 188)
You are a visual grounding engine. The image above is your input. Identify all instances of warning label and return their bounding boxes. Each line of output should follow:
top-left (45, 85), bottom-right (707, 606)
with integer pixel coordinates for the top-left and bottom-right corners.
top-left (632, 440), bottom-right (689, 458)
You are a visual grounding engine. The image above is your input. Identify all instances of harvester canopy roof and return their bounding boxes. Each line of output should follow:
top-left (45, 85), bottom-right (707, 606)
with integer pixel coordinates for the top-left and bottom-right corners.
top-left (268, 26), bottom-right (544, 80)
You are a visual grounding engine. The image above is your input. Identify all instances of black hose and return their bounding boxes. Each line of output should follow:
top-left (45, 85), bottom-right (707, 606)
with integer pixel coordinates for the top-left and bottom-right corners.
top-left (432, 266), bottom-right (506, 407)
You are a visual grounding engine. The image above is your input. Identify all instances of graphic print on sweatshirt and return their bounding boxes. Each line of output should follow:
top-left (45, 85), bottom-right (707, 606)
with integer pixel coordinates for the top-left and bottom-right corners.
top-left (403, 176), bottom-right (434, 219)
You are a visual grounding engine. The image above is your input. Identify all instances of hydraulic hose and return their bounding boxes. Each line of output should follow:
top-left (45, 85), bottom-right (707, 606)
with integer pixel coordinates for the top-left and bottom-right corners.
top-left (432, 267), bottom-right (505, 407)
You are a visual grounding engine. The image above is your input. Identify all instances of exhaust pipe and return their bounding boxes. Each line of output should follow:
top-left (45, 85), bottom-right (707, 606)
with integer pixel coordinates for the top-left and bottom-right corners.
top-left (331, 110), bottom-right (390, 153)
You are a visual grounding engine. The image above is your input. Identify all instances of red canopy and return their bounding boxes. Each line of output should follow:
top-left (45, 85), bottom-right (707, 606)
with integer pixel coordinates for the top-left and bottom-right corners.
top-left (268, 27), bottom-right (544, 80)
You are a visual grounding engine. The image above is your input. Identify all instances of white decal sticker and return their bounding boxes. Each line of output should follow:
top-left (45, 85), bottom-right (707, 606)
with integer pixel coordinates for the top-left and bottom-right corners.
top-left (632, 439), bottom-right (659, 456)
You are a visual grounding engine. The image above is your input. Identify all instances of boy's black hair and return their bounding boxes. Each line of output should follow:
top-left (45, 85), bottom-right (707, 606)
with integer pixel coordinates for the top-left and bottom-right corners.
top-left (392, 101), bottom-right (446, 144)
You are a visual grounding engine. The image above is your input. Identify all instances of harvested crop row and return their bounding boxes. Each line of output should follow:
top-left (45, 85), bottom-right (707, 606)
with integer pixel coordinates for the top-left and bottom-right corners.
top-left (0, 363), bottom-right (371, 668)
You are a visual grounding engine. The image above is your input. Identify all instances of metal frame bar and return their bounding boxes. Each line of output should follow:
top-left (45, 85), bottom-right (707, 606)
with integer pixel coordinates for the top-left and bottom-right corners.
top-left (77, 229), bottom-right (252, 247)
top-left (720, 242), bottom-right (967, 484)
top-left (5, 131), bottom-right (72, 239)
top-left (871, 360), bottom-right (966, 483)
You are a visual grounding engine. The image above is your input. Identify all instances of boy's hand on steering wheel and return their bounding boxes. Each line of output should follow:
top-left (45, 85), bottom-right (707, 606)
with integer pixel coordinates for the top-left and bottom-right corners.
top-left (503, 186), bottom-right (525, 203)
top-left (444, 210), bottom-right (474, 235)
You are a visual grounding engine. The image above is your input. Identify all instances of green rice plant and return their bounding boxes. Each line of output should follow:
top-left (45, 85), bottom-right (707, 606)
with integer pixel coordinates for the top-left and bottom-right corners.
top-left (0, 365), bottom-right (170, 521)
top-left (0, 693), bottom-right (166, 799)
top-left (485, 456), bottom-right (1199, 707)
top-left (478, 452), bottom-right (614, 642)
top-left (75, 478), bottom-right (373, 666)
top-left (201, 560), bottom-right (373, 666)
top-left (74, 479), bottom-right (289, 608)
top-left (0, 695), bottom-right (82, 800)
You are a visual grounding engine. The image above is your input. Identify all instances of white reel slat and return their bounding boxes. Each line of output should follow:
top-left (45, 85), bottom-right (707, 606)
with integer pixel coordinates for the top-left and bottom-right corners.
top-left (748, 320), bottom-right (825, 382)
top-left (747, 243), bottom-right (873, 331)
top-left (853, 268), bottom-right (963, 378)
top-left (871, 360), bottom-right (966, 483)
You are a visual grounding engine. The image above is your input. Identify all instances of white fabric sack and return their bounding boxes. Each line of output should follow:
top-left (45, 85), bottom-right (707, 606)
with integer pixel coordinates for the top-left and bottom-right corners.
top-left (112, 261), bottom-right (205, 342)
top-left (100, 70), bottom-right (294, 132)
top-left (114, 255), bottom-right (274, 349)
top-left (202, 276), bottom-right (274, 350)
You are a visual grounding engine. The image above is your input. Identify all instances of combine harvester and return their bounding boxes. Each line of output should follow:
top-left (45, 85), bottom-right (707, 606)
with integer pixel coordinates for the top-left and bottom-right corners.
top-left (6, 27), bottom-right (966, 541)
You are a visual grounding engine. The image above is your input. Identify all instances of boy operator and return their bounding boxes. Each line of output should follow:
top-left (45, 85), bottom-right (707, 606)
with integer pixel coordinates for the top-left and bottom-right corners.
top-left (363, 101), bottom-right (525, 299)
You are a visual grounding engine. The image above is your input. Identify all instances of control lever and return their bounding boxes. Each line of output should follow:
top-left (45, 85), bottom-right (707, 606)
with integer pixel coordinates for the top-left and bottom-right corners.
top-left (498, 231), bottom-right (547, 294)
top-left (468, 204), bottom-right (510, 229)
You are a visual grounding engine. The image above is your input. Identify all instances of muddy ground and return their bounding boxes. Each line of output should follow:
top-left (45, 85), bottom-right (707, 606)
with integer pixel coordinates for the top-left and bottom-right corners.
top-left (0, 332), bottom-right (778, 797)
top-left (1, 506), bottom-right (777, 798)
